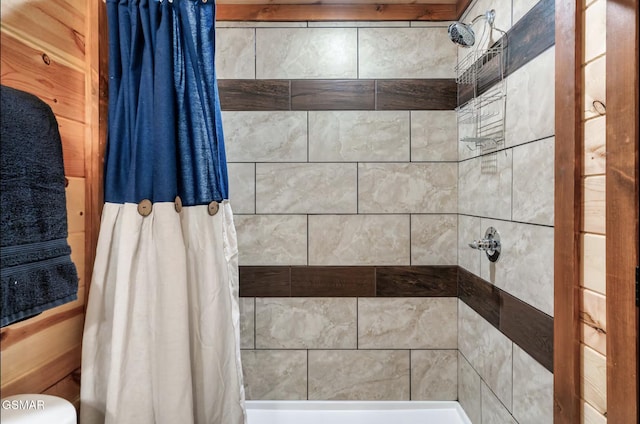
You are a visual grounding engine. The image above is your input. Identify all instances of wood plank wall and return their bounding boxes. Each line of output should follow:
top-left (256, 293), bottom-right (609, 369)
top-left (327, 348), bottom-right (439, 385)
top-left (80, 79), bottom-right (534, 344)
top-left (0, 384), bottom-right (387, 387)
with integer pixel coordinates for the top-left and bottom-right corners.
top-left (605, 0), bottom-right (639, 421)
top-left (580, 0), bottom-right (608, 421)
top-left (0, 0), bottom-right (103, 407)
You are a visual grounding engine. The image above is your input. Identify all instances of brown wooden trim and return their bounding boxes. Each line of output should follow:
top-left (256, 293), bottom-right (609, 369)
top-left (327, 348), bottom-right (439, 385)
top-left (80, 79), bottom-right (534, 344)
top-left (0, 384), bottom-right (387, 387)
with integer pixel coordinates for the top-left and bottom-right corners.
top-left (216, 3), bottom-right (457, 22)
top-left (376, 266), bottom-right (457, 297)
top-left (553, 0), bottom-right (582, 421)
top-left (85, 0), bottom-right (108, 309)
top-left (0, 344), bottom-right (82, 398)
top-left (605, 0), bottom-right (640, 422)
top-left (42, 368), bottom-right (81, 409)
top-left (0, 306), bottom-right (84, 349)
top-left (455, 0), bottom-right (472, 20)
top-left (291, 80), bottom-right (375, 111)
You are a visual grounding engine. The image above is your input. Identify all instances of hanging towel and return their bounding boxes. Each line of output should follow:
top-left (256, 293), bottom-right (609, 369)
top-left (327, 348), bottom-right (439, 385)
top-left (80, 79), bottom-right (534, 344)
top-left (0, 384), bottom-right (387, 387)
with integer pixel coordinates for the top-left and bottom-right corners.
top-left (1, 85), bottom-right (78, 327)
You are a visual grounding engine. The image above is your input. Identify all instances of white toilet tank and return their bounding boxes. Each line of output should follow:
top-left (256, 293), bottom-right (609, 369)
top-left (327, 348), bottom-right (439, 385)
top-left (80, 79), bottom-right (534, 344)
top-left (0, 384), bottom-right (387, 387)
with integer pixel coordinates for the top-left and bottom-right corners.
top-left (1, 394), bottom-right (76, 424)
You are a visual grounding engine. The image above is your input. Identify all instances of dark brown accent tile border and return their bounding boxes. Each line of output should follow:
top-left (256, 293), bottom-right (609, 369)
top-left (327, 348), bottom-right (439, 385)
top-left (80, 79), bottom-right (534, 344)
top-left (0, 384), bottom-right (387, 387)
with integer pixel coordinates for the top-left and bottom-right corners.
top-left (291, 266), bottom-right (375, 296)
top-left (500, 291), bottom-right (554, 372)
top-left (376, 79), bottom-right (457, 110)
top-left (239, 266), bottom-right (291, 297)
top-left (376, 266), bottom-right (458, 297)
top-left (240, 265), bottom-right (456, 297)
top-left (458, 267), bottom-right (500, 328)
top-left (505, 0), bottom-right (555, 78)
top-left (219, 79), bottom-right (457, 111)
top-left (238, 264), bottom-right (553, 372)
top-left (458, 266), bottom-right (553, 373)
top-left (218, 80), bottom-right (290, 111)
top-left (291, 80), bottom-right (375, 110)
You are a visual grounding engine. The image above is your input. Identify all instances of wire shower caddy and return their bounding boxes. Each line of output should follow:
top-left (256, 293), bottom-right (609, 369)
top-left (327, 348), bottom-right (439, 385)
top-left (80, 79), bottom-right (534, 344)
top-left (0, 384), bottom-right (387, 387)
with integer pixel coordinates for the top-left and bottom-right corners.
top-left (455, 34), bottom-right (506, 173)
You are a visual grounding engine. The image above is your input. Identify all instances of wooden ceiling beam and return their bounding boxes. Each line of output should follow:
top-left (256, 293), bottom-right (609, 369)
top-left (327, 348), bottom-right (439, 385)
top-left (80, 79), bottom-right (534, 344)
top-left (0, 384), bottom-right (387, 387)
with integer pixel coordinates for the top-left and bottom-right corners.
top-left (455, 0), bottom-right (472, 20)
top-left (216, 3), bottom-right (458, 21)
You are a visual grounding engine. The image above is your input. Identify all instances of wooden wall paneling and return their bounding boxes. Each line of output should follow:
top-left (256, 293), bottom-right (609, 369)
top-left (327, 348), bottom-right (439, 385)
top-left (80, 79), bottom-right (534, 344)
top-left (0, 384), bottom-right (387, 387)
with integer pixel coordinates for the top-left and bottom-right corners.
top-left (0, 0), bottom-right (97, 404)
top-left (0, 345), bottom-right (82, 398)
top-left (0, 303), bottom-right (85, 352)
top-left (84, 0), bottom-right (108, 308)
top-left (0, 314), bottom-right (84, 389)
top-left (580, 288), bottom-right (606, 356)
top-left (0, 32), bottom-right (85, 122)
top-left (68, 232), bottom-right (86, 290)
top-left (216, 3), bottom-right (457, 22)
top-left (554, 0), bottom-right (582, 422)
top-left (582, 322), bottom-right (606, 357)
top-left (583, 401), bottom-right (608, 424)
top-left (580, 233), bottom-right (606, 295)
top-left (0, 0), bottom-right (86, 69)
top-left (57, 117), bottom-right (86, 177)
top-left (605, 0), bottom-right (640, 422)
top-left (42, 368), bottom-right (81, 409)
top-left (582, 175), bottom-right (605, 235)
top-left (581, 344), bottom-right (607, 415)
top-left (583, 116), bottom-right (606, 176)
top-left (65, 177), bottom-right (86, 234)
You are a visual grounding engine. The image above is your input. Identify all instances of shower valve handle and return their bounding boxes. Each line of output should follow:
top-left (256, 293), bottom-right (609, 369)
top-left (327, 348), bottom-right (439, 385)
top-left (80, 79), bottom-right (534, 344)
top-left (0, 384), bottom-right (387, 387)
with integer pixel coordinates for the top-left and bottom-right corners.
top-left (468, 239), bottom-right (499, 251)
top-left (469, 227), bottom-right (501, 263)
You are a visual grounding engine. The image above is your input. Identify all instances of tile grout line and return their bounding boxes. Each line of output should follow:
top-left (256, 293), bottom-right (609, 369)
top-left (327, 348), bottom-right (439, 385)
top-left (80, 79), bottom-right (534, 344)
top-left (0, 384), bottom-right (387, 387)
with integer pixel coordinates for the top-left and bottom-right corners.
top-left (356, 297), bottom-right (359, 350)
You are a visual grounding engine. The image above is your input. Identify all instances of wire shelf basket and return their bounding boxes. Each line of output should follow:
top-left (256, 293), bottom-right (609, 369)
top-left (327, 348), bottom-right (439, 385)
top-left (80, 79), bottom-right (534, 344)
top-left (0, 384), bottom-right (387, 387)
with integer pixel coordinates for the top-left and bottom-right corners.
top-left (455, 37), bottom-right (506, 173)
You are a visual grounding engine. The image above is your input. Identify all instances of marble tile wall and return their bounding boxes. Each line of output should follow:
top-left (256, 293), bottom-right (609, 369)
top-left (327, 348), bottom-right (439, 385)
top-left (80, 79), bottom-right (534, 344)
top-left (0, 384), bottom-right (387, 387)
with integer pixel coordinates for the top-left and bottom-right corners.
top-left (458, 301), bottom-right (553, 423)
top-left (456, 1), bottom-right (556, 420)
top-left (240, 297), bottom-right (458, 401)
top-left (217, 22), bottom-right (459, 268)
top-left (220, 1), bottom-right (555, 414)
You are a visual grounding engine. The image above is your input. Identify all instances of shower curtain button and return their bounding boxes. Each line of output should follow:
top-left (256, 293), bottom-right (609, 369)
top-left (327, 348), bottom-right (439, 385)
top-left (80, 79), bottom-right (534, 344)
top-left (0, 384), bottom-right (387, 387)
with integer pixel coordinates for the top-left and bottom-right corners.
top-left (175, 196), bottom-right (183, 213)
top-left (138, 199), bottom-right (152, 217)
top-left (208, 201), bottom-right (219, 216)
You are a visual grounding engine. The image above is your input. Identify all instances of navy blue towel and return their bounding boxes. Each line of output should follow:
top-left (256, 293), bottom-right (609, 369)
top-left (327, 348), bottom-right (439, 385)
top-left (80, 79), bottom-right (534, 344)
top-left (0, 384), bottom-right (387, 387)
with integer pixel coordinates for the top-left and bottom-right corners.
top-left (1, 85), bottom-right (79, 327)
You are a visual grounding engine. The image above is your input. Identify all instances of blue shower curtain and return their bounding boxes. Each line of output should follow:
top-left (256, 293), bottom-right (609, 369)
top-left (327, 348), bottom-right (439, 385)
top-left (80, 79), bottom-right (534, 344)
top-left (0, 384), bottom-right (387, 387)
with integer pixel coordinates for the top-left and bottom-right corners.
top-left (81, 1), bottom-right (245, 422)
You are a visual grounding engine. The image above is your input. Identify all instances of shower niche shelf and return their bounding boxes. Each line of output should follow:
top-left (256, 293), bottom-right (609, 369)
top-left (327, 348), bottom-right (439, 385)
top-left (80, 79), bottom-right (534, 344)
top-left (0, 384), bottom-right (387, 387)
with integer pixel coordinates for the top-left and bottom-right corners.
top-left (455, 42), bottom-right (506, 169)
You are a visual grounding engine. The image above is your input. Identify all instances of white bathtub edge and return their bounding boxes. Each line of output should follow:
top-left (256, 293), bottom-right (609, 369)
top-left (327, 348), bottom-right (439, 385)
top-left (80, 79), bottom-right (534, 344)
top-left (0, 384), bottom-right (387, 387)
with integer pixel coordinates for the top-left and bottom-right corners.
top-left (245, 400), bottom-right (472, 424)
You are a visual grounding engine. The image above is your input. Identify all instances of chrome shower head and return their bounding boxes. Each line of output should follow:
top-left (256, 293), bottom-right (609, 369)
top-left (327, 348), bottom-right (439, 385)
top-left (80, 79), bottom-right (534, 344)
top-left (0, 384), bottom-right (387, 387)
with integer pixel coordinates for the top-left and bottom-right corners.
top-left (448, 22), bottom-right (475, 47)
top-left (448, 9), bottom-right (497, 48)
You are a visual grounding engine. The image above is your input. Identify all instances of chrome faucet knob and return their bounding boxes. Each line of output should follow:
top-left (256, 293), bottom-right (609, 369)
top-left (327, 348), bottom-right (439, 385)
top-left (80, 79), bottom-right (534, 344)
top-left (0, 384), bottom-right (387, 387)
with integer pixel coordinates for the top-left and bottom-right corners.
top-left (468, 227), bottom-right (501, 262)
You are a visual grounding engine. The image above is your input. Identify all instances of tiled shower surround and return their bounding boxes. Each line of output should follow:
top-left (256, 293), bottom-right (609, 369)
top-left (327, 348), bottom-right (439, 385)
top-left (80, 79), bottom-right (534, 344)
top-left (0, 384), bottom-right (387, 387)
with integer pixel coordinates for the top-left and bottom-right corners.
top-left (217, 0), bottom-right (554, 421)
